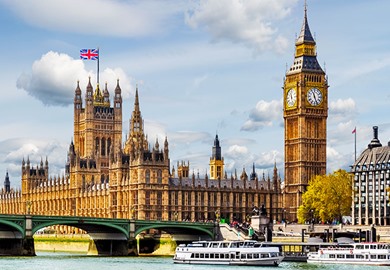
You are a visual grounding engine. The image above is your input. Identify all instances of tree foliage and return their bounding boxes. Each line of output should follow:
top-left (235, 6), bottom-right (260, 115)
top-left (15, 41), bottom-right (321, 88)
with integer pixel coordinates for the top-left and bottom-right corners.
top-left (297, 170), bottom-right (352, 224)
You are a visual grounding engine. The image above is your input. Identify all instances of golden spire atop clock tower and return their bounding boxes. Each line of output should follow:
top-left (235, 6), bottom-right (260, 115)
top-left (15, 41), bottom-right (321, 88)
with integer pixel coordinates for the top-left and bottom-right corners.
top-left (283, 3), bottom-right (328, 220)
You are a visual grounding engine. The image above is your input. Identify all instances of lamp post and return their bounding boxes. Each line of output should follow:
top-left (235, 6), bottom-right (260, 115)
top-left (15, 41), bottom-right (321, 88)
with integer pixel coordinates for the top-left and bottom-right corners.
top-left (26, 201), bottom-right (32, 215)
top-left (309, 209), bottom-right (314, 231)
top-left (131, 206), bottom-right (136, 219)
top-left (215, 209), bottom-right (220, 223)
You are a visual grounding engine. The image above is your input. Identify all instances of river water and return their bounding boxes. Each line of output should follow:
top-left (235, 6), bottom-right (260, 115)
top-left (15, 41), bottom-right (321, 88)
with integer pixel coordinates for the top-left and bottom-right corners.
top-left (0, 252), bottom-right (383, 270)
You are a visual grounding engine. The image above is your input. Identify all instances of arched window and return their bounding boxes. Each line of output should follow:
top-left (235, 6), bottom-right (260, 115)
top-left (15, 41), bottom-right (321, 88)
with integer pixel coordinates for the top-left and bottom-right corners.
top-left (157, 169), bottom-right (162, 184)
top-left (145, 169), bottom-right (150, 184)
top-left (107, 138), bottom-right (111, 156)
top-left (95, 137), bottom-right (100, 155)
top-left (101, 138), bottom-right (106, 156)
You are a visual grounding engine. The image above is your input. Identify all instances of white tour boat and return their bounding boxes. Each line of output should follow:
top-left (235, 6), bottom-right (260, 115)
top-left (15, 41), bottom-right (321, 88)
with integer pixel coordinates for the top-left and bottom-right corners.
top-left (307, 242), bottom-right (390, 266)
top-left (173, 240), bottom-right (284, 266)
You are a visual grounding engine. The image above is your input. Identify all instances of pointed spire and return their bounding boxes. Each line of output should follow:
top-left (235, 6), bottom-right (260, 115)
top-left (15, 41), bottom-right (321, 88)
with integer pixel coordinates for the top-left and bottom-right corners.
top-left (296, 0), bottom-right (315, 45)
top-left (75, 80), bottom-right (81, 95)
top-left (115, 79), bottom-right (121, 94)
top-left (211, 133), bottom-right (222, 160)
top-left (87, 76), bottom-right (93, 90)
top-left (134, 85), bottom-right (140, 112)
top-left (4, 171), bottom-right (10, 192)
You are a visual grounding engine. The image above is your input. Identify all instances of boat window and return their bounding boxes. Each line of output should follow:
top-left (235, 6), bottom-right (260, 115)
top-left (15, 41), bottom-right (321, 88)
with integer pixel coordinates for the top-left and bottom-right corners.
top-left (337, 254), bottom-right (344, 259)
top-left (379, 255), bottom-right (386, 259)
top-left (210, 254), bottom-right (214, 258)
top-left (241, 254), bottom-right (246, 259)
top-left (355, 245), bottom-right (363, 249)
top-left (195, 253), bottom-right (199, 258)
top-left (370, 245), bottom-right (377, 249)
top-left (215, 254), bottom-right (219, 259)
top-left (346, 254), bottom-right (354, 259)
top-left (212, 243), bottom-right (219, 248)
top-left (261, 253), bottom-right (269, 258)
top-left (254, 254), bottom-right (259, 259)
top-left (200, 254), bottom-right (204, 258)
top-left (329, 254), bottom-right (335, 258)
top-left (365, 245), bottom-right (369, 249)
top-left (205, 254), bottom-right (209, 259)
top-left (231, 243), bottom-right (238, 248)
top-left (370, 255), bottom-right (376, 259)
top-left (222, 243), bottom-right (229, 248)
top-left (356, 254), bottom-right (364, 259)
top-left (247, 254), bottom-right (252, 259)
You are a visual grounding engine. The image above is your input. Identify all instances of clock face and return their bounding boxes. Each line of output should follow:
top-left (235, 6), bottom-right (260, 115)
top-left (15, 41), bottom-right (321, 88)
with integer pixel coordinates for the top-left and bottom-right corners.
top-left (307, 88), bottom-right (323, 106)
top-left (286, 88), bottom-right (297, 107)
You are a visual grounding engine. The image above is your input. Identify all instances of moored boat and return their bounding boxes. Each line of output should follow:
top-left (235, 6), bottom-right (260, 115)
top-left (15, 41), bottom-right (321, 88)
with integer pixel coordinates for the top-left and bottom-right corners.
top-left (307, 242), bottom-right (390, 266)
top-left (173, 240), bottom-right (284, 266)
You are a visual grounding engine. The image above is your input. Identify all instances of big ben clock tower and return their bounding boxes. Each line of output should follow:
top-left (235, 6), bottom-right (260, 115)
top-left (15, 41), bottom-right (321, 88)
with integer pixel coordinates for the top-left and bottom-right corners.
top-left (283, 5), bottom-right (328, 220)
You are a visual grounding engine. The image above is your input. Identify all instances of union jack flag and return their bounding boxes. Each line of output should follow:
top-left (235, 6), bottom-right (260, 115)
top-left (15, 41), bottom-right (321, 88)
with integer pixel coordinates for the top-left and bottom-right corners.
top-left (80, 49), bottom-right (99, 60)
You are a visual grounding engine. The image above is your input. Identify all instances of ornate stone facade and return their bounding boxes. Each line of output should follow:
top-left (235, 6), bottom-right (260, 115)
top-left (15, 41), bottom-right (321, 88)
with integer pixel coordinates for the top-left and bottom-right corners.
top-left (1, 79), bottom-right (282, 224)
top-left (283, 7), bottom-right (328, 220)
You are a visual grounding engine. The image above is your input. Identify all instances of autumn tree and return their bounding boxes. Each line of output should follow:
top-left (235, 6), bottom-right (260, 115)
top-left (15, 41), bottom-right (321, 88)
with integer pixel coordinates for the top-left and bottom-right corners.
top-left (297, 170), bottom-right (352, 224)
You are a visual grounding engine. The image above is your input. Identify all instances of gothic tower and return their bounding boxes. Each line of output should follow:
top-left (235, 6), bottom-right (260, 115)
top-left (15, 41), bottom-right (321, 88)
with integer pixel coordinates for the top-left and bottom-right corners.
top-left (283, 5), bottom-right (328, 220)
top-left (73, 78), bottom-right (123, 178)
top-left (209, 134), bottom-right (224, 180)
top-left (121, 87), bottom-right (170, 220)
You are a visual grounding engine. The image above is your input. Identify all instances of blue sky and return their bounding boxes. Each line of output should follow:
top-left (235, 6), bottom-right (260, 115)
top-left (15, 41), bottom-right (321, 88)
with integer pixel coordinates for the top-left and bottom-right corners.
top-left (1, 0), bottom-right (389, 187)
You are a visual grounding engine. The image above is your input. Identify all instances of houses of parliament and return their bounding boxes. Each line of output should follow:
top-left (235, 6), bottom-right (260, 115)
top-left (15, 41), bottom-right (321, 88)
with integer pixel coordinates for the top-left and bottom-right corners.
top-left (0, 6), bottom-right (328, 224)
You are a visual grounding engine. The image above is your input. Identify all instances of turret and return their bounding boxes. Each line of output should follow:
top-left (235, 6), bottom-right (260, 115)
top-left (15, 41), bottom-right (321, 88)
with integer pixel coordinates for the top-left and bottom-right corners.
top-left (4, 171), bottom-right (10, 193)
top-left (74, 80), bottom-right (82, 110)
top-left (103, 82), bottom-right (110, 105)
top-left (85, 77), bottom-right (93, 106)
top-left (209, 134), bottom-right (224, 180)
top-left (250, 163), bottom-right (257, 181)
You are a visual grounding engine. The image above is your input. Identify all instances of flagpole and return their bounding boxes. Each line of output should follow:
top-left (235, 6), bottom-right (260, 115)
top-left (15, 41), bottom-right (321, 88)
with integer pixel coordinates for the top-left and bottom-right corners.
top-left (354, 127), bottom-right (357, 161)
top-left (97, 47), bottom-right (100, 86)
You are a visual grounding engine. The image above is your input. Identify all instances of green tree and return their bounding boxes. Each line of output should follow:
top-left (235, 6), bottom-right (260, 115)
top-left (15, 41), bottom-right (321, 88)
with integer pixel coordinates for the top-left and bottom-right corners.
top-left (297, 170), bottom-right (352, 224)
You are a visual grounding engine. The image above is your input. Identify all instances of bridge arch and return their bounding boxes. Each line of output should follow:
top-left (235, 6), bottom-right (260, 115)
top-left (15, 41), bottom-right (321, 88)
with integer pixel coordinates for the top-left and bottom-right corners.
top-left (30, 217), bottom-right (129, 238)
top-left (0, 216), bottom-right (24, 237)
top-left (135, 222), bottom-right (215, 240)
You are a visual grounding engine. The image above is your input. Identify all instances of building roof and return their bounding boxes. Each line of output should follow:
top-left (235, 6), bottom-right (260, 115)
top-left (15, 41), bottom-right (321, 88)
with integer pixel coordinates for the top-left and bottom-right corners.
top-left (351, 126), bottom-right (390, 172)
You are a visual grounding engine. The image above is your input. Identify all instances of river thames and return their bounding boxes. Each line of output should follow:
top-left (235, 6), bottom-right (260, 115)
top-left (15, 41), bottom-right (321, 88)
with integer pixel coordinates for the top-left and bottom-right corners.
top-left (0, 252), bottom-right (383, 270)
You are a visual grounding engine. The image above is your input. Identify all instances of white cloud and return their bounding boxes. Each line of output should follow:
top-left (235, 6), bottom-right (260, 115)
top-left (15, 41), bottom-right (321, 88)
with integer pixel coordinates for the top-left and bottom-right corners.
top-left (16, 51), bottom-right (133, 106)
top-left (326, 146), bottom-right (352, 173)
top-left (3, 0), bottom-right (184, 37)
top-left (0, 138), bottom-right (68, 186)
top-left (329, 98), bottom-right (356, 123)
top-left (185, 0), bottom-right (297, 54)
top-left (241, 99), bottom-right (282, 131)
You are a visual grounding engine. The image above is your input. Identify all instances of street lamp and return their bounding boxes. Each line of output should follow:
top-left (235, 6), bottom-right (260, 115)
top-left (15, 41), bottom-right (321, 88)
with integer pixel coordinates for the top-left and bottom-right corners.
top-left (310, 209), bottom-right (314, 224)
top-left (26, 201), bottom-right (32, 215)
top-left (283, 209), bottom-right (286, 223)
top-left (131, 206), bottom-right (136, 219)
top-left (215, 209), bottom-right (220, 222)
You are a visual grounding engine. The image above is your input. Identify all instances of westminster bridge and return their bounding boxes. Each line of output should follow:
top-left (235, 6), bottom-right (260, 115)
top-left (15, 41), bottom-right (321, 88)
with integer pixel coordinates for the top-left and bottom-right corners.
top-left (0, 214), bottom-right (217, 256)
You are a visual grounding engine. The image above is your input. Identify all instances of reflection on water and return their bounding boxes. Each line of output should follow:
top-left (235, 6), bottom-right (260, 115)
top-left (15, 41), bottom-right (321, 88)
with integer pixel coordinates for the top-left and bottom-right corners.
top-left (0, 252), bottom-right (382, 270)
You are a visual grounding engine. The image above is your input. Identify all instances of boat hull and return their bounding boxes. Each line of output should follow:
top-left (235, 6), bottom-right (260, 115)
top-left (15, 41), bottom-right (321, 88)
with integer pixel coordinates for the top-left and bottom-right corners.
top-left (173, 256), bottom-right (284, 266)
top-left (307, 259), bottom-right (390, 266)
